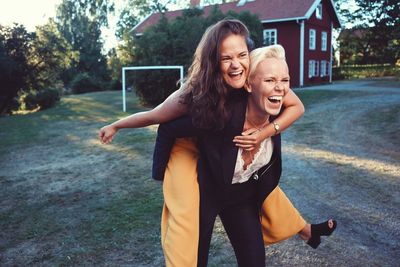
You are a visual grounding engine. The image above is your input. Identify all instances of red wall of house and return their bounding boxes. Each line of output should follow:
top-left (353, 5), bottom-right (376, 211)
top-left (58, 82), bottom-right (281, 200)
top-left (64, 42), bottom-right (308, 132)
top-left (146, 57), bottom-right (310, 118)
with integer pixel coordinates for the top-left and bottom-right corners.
top-left (304, 0), bottom-right (333, 86)
top-left (263, 21), bottom-right (301, 87)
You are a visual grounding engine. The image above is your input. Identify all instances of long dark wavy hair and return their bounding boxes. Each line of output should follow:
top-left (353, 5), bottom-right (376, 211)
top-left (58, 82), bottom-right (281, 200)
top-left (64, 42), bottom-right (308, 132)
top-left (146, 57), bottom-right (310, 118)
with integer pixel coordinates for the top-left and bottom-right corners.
top-left (181, 19), bottom-right (253, 130)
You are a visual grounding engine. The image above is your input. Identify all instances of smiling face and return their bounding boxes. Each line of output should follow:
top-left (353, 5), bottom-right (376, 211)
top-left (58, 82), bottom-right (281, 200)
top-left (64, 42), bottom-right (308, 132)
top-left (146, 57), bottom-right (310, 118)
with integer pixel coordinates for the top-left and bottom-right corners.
top-left (247, 57), bottom-right (290, 116)
top-left (219, 34), bottom-right (250, 89)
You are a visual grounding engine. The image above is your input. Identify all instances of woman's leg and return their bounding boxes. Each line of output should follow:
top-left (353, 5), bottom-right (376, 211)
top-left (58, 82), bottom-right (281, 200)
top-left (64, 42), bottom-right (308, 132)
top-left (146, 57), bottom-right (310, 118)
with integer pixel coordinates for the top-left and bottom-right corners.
top-left (260, 186), bottom-right (307, 245)
top-left (161, 138), bottom-right (199, 267)
top-left (220, 182), bottom-right (265, 267)
top-left (260, 187), bottom-right (337, 248)
top-left (261, 187), bottom-right (337, 248)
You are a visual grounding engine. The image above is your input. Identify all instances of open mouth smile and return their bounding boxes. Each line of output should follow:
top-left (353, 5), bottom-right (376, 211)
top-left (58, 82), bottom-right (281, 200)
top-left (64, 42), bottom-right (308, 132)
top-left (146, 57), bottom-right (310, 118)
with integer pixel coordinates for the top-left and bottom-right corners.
top-left (267, 95), bottom-right (283, 104)
top-left (228, 70), bottom-right (244, 79)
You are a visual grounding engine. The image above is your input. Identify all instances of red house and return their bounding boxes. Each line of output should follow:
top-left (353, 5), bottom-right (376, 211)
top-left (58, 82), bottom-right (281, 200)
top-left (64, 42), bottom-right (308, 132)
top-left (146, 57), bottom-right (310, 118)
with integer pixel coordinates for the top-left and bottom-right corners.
top-left (133, 0), bottom-right (342, 87)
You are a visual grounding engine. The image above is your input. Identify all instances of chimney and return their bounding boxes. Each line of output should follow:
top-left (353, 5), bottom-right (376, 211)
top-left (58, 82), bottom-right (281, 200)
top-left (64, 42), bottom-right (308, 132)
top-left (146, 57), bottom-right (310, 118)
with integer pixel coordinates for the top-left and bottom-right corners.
top-left (190, 0), bottom-right (201, 7)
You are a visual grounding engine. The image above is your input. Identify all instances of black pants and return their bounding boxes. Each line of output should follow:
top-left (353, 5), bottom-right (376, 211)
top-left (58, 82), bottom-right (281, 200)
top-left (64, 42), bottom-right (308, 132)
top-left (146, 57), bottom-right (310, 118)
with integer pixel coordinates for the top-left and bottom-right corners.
top-left (197, 178), bottom-right (265, 267)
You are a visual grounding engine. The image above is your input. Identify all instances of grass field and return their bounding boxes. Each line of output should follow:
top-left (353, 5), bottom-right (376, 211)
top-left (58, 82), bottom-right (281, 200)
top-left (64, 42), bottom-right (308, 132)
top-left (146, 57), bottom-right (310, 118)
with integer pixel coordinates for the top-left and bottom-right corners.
top-left (1, 82), bottom-right (399, 266)
top-left (0, 91), bottom-right (167, 266)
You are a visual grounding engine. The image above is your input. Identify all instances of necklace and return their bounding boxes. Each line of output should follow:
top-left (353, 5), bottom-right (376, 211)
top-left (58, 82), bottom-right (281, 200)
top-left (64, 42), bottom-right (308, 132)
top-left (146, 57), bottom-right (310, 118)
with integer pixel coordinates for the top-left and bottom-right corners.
top-left (245, 110), bottom-right (270, 132)
top-left (242, 107), bottom-right (270, 169)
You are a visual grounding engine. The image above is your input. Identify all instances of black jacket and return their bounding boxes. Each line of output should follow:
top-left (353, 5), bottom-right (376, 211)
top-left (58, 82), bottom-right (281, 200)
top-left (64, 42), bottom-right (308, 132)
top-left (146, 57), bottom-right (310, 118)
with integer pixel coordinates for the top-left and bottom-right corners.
top-left (152, 90), bottom-right (282, 207)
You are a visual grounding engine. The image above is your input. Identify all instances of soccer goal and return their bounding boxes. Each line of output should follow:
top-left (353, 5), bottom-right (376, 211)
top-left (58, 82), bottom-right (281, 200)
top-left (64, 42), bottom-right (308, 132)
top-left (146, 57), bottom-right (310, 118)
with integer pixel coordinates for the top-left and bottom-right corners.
top-left (121, 65), bottom-right (184, 112)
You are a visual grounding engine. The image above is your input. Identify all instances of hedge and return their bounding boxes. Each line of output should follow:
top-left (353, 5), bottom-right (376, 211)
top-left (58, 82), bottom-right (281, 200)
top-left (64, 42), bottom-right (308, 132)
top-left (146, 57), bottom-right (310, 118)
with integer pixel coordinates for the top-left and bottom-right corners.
top-left (19, 88), bottom-right (60, 111)
top-left (332, 64), bottom-right (400, 80)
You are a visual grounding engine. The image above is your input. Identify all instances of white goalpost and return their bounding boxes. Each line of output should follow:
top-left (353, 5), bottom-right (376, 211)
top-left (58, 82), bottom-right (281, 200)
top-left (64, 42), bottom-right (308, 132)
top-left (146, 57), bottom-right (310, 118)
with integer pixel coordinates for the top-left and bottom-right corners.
top-left (121, 66), bottom-right (184, 112)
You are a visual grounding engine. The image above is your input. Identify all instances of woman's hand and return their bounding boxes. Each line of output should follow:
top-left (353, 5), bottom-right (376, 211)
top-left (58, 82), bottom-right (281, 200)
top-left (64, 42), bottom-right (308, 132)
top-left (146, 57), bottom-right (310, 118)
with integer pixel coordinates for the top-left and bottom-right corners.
top-left (99, 125), bottom-right (118, 144)
top-left (233, 128), bottom-right (261, 151)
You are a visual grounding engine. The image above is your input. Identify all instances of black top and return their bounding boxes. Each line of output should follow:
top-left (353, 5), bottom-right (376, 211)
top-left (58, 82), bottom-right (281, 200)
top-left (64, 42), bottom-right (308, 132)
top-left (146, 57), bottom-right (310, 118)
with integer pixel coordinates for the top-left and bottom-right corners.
top-left (152, 89), bottom-right (282, 207)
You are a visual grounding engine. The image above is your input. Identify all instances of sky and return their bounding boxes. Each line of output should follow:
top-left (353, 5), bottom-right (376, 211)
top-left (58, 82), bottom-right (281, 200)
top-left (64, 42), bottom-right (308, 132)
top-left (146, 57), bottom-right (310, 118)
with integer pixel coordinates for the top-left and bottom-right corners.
top-left (0, 0), bottom-right (190, 51)
top-left (0, 0), bottom-right (123, 51)
top-left (0, 0), bottom-right (62, 31)
top-left (0, 0), bottom-right (358, 51)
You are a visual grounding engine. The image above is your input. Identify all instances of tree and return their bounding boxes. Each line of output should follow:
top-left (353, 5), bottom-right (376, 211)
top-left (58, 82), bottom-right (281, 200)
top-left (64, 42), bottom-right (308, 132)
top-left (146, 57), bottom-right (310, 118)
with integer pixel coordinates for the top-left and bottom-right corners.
top-left (336, 0), bottom-right (399, 64)
top-left (56, 0), bottom-right (113, 87)
top-left (0, 24), bottom-right (34, 115)
top-left (0, 22), bottom-right (75, 114)
top-left (30, 19), bottom-right (78, 90)
top-left (116, 0), bottom-right (183, 40)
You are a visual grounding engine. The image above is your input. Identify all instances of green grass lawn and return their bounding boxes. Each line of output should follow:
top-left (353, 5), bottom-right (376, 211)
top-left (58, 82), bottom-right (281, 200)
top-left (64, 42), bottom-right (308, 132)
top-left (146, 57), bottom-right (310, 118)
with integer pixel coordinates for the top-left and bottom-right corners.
top-left (0, 91), bottom-right (165, 265)
top-left (1, 86), bottom-right (399, 266)
top-left (0, 91), bottom-right (145, 149)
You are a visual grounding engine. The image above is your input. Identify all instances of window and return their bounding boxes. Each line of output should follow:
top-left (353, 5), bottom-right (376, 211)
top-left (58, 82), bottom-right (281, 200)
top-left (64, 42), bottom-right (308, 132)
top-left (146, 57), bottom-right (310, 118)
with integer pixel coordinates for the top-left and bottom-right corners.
top-left (320, 60), bottom-right (331, 77)
top-left (263, 29), bottom-right (277, 46)
top-left (327, 61), bottom-right (331, 76)
top-left (315, 60), bottom-right (319, 77)
top-left (321, 60), bottom-right (327, 76)
top-left (309, 60), bottom-right (321, 78)
top-left (309, 29), bottom-right (316, 50)
top-left (321, 31), bottom-right (327, 51)
top-left (309, 60), bottom-right (315, 78)
top-left (316, 3), bottom-right (322, 19)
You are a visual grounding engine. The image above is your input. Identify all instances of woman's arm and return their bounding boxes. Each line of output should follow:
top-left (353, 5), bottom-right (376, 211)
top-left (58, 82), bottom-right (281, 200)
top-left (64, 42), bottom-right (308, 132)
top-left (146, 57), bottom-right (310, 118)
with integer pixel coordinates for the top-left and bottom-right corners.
top-left (233, 89), bottom-right (304, 150)
top-left (99, 88), bottom-right (187, 144)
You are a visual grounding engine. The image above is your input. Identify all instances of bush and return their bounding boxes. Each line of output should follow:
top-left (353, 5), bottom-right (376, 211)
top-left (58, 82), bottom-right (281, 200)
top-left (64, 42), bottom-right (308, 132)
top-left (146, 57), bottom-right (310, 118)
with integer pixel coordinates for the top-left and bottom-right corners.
top-left (133, 70), bottom-right (180, 106)
top-left (19, 88), bottom-right (60, 111)
top-left (70, 73), bottom-right (102, 94)
top-left (108, 79), bottom-right (122, 91)
top-left (332, 64), bottom-right (399, 80)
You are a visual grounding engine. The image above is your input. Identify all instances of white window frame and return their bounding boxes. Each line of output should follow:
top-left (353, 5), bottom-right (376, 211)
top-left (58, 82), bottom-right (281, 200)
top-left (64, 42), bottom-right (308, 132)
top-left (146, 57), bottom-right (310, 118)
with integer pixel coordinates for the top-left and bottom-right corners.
top-left (309, 60), bottom-right (315, 78)
top-left (320, 60), bottom-right (327, 77)
top-left (309, 60), bottom-right (322, 78)
top-left (316, 3), bottom-right (322, 19)
top-left (263, 29), bottom-right (277, 46)
top-left (321, 31), bottom-right (327, 51)
top-left (309, 29), bottom-right (316, 50)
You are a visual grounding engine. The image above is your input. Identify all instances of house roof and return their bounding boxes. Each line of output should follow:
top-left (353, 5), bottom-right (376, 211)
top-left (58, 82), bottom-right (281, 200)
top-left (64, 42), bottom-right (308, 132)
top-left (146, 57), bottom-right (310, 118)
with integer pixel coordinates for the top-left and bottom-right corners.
top-left (133, 0), bottom-right (342, 34)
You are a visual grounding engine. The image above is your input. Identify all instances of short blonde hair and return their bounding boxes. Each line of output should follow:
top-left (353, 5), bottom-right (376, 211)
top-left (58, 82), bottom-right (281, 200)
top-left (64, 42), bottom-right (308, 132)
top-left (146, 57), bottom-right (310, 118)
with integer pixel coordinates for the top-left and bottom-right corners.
top-left (248, 44), bottom-right (286, 79)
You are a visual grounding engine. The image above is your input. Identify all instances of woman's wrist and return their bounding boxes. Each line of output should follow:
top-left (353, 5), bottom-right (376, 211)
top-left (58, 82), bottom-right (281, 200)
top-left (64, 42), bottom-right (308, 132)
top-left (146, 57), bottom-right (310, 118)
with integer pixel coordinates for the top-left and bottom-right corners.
top-left (272, 121), bottom-right (280, 135)
top-left (258, 123), bottom-right (275, 140)
top-left (110, 122), bottom-right (121, 131)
